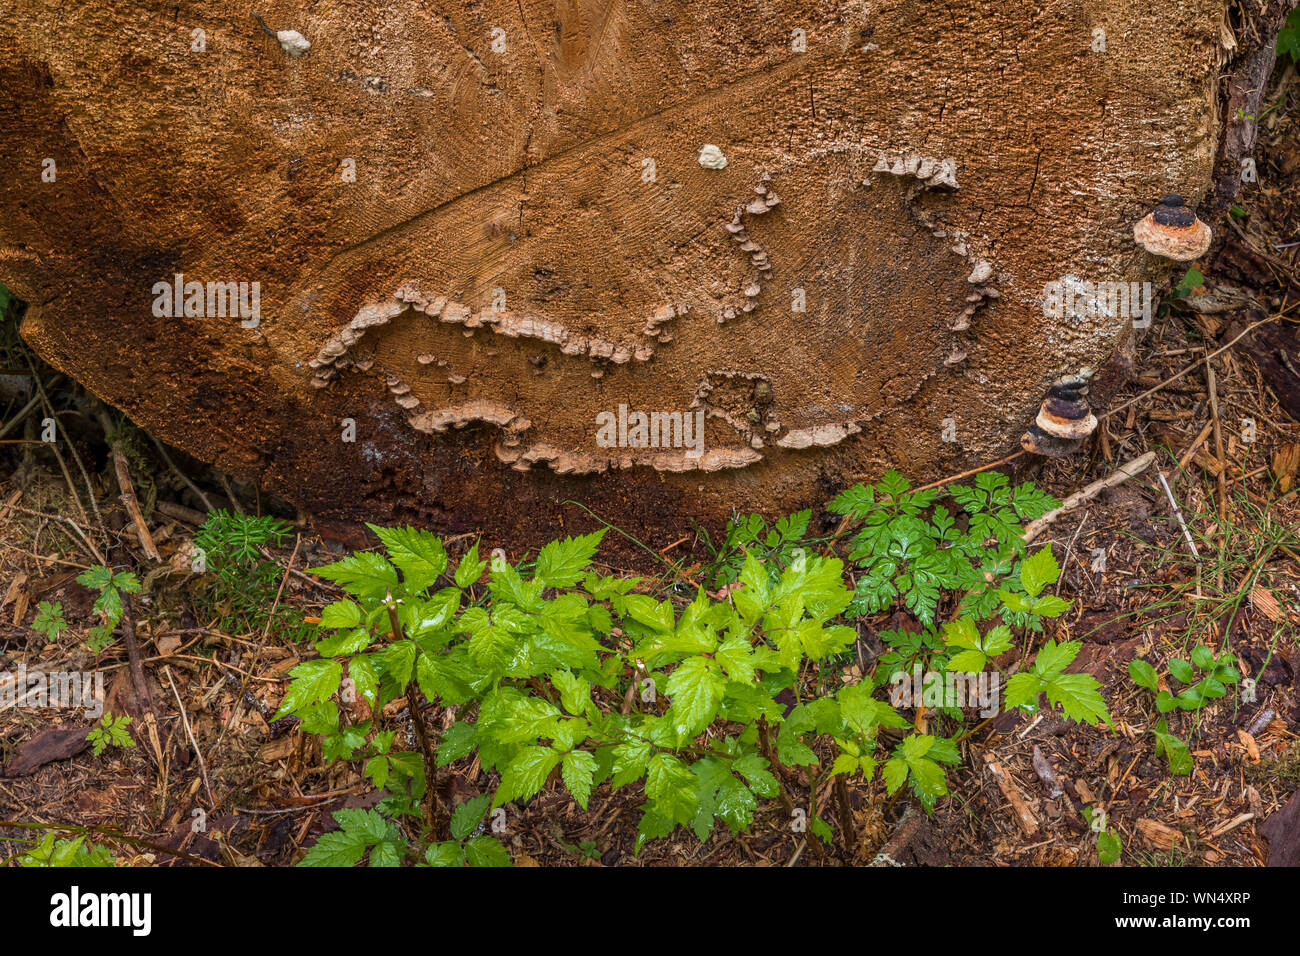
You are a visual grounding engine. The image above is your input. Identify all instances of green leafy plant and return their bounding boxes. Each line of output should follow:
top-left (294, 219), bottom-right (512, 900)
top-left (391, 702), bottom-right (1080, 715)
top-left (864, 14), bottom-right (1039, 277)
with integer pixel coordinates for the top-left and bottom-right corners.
top-left (423, 796), bottom-right (512, 867)
top-left (1083, 805), bottom-right (1122, 865)
top-left (277, 523), bottom-right (917, 854)
top-left (998, 549), bottom-right (1109, 726)
top-left (16, 832), bottom-right (117, 867)
top-left (274, 482), bottom-right (1110, 862)
top-left (1129, 648), bottom-right (1235, 776)
top-left (1172, 267), bottom-right (1204, 299)
top-left (1277, 7), bottom-right (1300, 64)
top-left (86, 712), bottom-right (135, 756)
top-left (1151, 717), bottom-right (1193, 776)
top-left (30, 600), bottom-right (67, 642)
top-left (708, 509), bottom-right (813, 587)
top-left (829, 470), bottom-right (1057, 630)
top-left (299, 808), bottom-right (410, 867)
top-left (1135, 645), bottom-right (1240, 713)
top-left (299, 801), bottom-right (510, 868)
top-left (75, 565), bottom-right (141, 653)
top-left (192, 510), bottom-right (307, 641)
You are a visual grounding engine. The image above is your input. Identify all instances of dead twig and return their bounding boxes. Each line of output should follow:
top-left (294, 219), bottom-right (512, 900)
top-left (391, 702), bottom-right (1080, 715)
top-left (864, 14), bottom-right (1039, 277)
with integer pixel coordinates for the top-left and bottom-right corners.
top-left (1102, 312), bottom-right (1286, 422)
top-left (152, 435), bottom-right (215, 512)
top-left (983, 754), bottom-right (1039, 838)
top-left (1023, 452), bottom-right (1157, 543)
top-left (164, 664), bottom-right (215, 809)
top-left (95, 407), bottom-right (160, 562)
top-left (1156, 470), bottom-right (1201, 563)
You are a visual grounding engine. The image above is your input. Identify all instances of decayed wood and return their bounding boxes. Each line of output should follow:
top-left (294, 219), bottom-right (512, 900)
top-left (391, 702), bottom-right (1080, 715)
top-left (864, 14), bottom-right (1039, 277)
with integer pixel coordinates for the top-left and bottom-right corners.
top-left (1022, 452), bottom-right (1157, 543)
top-left (983, 754), bottom-right (1040, 838)
top-left (0, 1), bottom-right (1246, 541)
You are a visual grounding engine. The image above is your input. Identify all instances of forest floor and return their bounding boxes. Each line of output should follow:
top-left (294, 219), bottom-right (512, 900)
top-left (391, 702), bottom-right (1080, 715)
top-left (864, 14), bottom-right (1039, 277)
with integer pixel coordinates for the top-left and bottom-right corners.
top-left (2, 77), bottom-right (1299, 871)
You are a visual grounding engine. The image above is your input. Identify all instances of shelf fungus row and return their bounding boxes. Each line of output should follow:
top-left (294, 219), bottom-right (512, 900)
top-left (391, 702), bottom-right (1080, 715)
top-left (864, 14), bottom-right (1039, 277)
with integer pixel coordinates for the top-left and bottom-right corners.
top-left (719, 173), bottom-right (780, 324)
top-left (1133, 195), bottom-right (1212, 261)
top-left (1020, 376), bottom-right (1098, 457)
top-left (871, 151), bottom-right (959, 190)
top-left (307, 284), bottom-right (678, 389)
top-left (869, 150), bottom-right (989, 366)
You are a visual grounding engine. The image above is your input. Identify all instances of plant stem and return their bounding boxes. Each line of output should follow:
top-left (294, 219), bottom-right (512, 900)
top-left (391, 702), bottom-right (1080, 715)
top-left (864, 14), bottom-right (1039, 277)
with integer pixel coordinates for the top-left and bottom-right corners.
top-left (0, 819), bottom-right (219, 866)
top-left (834, 773), bottom-right (857, 856)
top-left (386, 596), bottom-right (444, 838)
top-left (757, 716), bottom-right (795, 819)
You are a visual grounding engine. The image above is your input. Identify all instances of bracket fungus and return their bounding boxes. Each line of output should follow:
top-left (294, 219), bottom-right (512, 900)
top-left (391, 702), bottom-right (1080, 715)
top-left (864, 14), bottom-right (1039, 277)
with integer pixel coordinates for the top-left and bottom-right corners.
top-left (1020, 376), bottom-right (1098, 457)
top-left (1132, 195), bottom-right (1211, 261)
top-left (0, 0), bottom-right (1242, 542)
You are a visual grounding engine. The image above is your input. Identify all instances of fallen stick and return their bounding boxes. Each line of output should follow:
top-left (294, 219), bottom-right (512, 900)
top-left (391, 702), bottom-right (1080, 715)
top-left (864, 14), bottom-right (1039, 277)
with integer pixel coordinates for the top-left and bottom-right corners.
top-left (984, 754), bottom-right (1040, 838)
top-left (1156, 470), bottom-right (1201, 561)
top-left (95, 407), bottom-right (160, 562)
top-left (165, 664), bottom-right (215, 808)
top-left (1023, 452), bottom-right (1157, 543)
top-left (870, 805), bottom-right (924, 866)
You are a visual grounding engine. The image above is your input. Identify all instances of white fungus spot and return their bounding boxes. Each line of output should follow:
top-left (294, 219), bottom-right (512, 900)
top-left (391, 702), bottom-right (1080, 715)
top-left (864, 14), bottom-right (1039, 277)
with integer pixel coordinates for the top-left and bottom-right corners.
top-left (276, 30), bottom-right (311, 56)
top-left (698, 145), bottom-right (728, 170)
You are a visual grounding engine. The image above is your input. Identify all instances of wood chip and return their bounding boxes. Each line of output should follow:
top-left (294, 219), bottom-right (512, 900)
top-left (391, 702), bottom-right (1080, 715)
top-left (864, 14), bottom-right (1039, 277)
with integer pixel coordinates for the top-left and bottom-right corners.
top-left (2, 727), bottom-right (90, 776)
top-left (258, 736), bottom-right (296, 762)
top-left (1205, 812), bottom-right (1254, 840)
top-left (1249, 587), bottom-right (1284, 623)
top-left (1136, 818), bottom-right (1183, 851)
top-left (1237, 728), bottom-right (1261, 763)
top-left (0, 571), bottom-right (26, 611)
top-left (984, 754), bottom-right (1039, 837)
top-left (1271, 442), bottom-right (1300, 492)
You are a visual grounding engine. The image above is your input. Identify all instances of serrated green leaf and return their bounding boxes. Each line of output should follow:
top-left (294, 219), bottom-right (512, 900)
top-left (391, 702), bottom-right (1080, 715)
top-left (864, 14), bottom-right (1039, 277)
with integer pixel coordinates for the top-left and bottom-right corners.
top-left (299, 829), bottom-right (367, 867)
top-left (77, 566), bottom-right (113, 591)
top-left (450, 794), bottom-right (492, 840)
top-left (882, 757), bottom-right (909, 794)
top-left (454, 542), bottom-right (488, 589)
top-left (1032, 595), bottom-right (1069, 618)
top-left (534, 530), bottom-right (605, 587)
top-left (494, 697), bottom-right (561, 744)
top-left (465, 836), bottom-right (512, 867)
top-left (664, 655), bottom-right (726, 738)
top-left (1019, 547), bottom-right (1059, 598)
top-left (732, 753), bottom-right (778, 797)
top-left (1042, 671), bottom-right (1111, 726)
top-left (947, 649), bottom-right (988, 673)
top-left (645, 753), bottom-right (698, 824)
top-left (998, 589), bottom-right (1034, 614)
top-left (311, 552), bottom-right (400, 600)
top-left (424, 841), bottom-right (465, 867)
top-left (368, 841), bottom-right (402, 867)
top-left (611, 737), bottom-right (653, 788)
top-left (561, 751), bottom-right (598, 809)
top-left (714, 633), bottom-right (756, 684)
top-left (319, 598), bottom-right (363, 629)
top-left (549, 670), bottom-right (592, 717)
top-left (621, 594), bottom-right (676, 633)
top-left (275, 659), bottom-right (343, 718)
top-left (494, 746), bottom-right (561, 808)
top-left (367, 524), bottom-right (448, 593)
